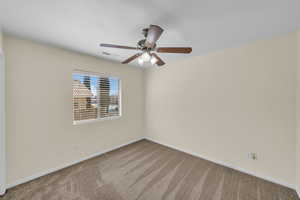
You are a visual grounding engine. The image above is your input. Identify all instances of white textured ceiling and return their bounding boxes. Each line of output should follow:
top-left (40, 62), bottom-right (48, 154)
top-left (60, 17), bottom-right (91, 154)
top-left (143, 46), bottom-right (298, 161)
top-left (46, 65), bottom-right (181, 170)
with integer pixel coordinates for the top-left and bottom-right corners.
top-left (0, 0), bottom-right (299, 66)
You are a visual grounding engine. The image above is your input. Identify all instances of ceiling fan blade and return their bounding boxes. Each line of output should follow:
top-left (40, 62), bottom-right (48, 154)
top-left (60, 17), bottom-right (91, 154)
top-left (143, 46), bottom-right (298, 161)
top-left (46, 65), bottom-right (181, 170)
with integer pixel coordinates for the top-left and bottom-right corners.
top-left (145, 25), bottom-right (164, 48)
top-left (100, 43), bottom-right (138, 50)
top-left (122, 53), bottom-right (142, 64)
top-left (156, 47), bottom-right (192, 54)
top-left (151, 53), bottom-right (165, 66)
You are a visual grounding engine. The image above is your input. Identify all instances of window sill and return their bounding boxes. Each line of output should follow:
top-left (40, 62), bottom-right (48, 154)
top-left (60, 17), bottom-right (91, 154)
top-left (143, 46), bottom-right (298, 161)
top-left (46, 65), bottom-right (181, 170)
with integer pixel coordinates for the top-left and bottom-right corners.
top-left (73, 116), bottom-right (121, 125)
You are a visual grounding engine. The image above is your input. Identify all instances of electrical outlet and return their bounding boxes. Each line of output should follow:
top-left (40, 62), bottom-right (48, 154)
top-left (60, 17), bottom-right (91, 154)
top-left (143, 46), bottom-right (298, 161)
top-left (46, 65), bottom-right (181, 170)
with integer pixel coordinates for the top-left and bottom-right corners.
top-left (249, 153), bottom-right (257, 160)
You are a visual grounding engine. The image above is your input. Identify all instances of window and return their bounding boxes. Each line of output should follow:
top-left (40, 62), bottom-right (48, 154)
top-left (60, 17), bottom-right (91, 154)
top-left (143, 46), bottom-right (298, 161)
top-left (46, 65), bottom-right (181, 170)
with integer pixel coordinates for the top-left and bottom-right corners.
top-left (72, 71), bottom-right (121, 124)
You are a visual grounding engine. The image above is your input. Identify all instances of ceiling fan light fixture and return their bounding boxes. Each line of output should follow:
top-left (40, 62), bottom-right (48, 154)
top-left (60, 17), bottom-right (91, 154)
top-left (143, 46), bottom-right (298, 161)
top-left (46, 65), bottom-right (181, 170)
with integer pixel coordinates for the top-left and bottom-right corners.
top-left (150, 56), bottom-right (158, 65)
top-left (138, 57), bottom-right (144, 65)
top-left (141, 52), bottom-right (151, 62)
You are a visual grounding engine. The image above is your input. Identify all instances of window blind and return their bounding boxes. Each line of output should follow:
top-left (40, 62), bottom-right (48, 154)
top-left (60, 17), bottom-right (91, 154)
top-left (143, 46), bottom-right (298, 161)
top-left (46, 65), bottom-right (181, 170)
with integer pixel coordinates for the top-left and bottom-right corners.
top-left (73, 72), bottom-right (120, 123)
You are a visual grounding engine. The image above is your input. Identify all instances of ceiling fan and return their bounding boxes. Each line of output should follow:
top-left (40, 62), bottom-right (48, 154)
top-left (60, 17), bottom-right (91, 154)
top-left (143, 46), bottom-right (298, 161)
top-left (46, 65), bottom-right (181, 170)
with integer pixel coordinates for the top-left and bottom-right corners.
top-left (100, 25), bottom-right (192, 66)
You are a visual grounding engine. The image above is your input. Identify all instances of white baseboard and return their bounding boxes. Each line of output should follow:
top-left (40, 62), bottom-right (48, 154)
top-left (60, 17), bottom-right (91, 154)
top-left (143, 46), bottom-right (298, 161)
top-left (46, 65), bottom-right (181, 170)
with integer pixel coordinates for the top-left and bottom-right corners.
top-left (145, 137), bottom-right (295, 190)
top-left (7, 137), bottom-right (144, 189)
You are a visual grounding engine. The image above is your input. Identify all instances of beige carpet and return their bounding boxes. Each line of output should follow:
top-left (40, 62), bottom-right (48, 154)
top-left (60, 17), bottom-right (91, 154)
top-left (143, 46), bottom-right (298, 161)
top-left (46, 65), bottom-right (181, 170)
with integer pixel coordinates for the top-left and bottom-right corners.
top-left (1, 139), bottom-right (299, 200)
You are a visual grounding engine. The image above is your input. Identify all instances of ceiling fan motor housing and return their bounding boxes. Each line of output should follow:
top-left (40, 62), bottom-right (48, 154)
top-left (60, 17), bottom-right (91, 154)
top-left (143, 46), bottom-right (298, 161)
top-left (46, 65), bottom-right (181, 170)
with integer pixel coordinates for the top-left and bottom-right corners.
top-left (137, 39), bottom-right (156, 51)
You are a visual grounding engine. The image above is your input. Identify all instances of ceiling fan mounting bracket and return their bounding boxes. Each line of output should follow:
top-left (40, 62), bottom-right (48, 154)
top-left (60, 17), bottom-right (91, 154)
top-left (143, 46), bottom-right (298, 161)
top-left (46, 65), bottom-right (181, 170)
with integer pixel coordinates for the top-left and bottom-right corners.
top-left (137, 39), bottom-right (156, 51)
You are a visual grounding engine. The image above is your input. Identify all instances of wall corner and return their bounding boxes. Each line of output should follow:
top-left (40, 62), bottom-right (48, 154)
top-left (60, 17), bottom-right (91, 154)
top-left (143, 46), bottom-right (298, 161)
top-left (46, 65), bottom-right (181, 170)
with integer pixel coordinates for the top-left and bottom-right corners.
top-left (0, 27), bottom-right (6, 196)
top-left (296, 28), bottom-right (300, 197)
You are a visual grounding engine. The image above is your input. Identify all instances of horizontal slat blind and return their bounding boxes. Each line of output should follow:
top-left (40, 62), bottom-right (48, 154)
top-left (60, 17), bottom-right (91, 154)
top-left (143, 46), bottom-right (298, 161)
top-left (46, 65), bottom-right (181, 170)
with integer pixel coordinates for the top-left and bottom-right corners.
top-left (73, 73), bottom-right (120, 123)
top-left (99, 77), bottom-right (110, 118)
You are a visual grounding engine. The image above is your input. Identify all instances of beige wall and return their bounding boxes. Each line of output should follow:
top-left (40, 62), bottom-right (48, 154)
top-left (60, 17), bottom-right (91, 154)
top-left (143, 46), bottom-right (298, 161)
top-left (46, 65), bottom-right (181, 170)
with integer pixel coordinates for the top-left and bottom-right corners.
top-left (0, 28), bottom-right (6, 195)
top-left (4, 35), bottom-right (145, 185)
top-left (145, 32), bottom-right (298, 187)
top-left (297, 29), bottom-right (300, 193)
top-left (0, 29), bottom-right (2, 50)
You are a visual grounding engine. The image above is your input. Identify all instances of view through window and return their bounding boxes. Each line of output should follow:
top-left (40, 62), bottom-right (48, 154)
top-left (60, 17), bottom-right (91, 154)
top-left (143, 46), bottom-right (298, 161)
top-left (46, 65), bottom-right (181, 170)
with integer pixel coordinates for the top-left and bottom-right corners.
top-left (72, 72), bottom-right (120, 124)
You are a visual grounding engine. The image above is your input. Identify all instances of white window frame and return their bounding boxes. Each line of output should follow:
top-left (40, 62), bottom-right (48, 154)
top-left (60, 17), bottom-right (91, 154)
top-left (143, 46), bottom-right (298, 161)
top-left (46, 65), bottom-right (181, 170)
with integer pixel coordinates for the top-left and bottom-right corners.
top-left (72, 70), bottom-right (122, 125)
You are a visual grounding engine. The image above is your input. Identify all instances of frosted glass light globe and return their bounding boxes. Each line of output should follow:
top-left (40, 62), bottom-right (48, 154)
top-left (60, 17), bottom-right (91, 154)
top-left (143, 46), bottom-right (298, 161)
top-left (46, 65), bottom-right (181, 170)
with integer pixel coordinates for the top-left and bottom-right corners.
top-left (150, 56), bottom-right (158, 65)
top-left (141, 52), bottom-right (151, 62)
top-left (138, 57), bottom-right (144, 65)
